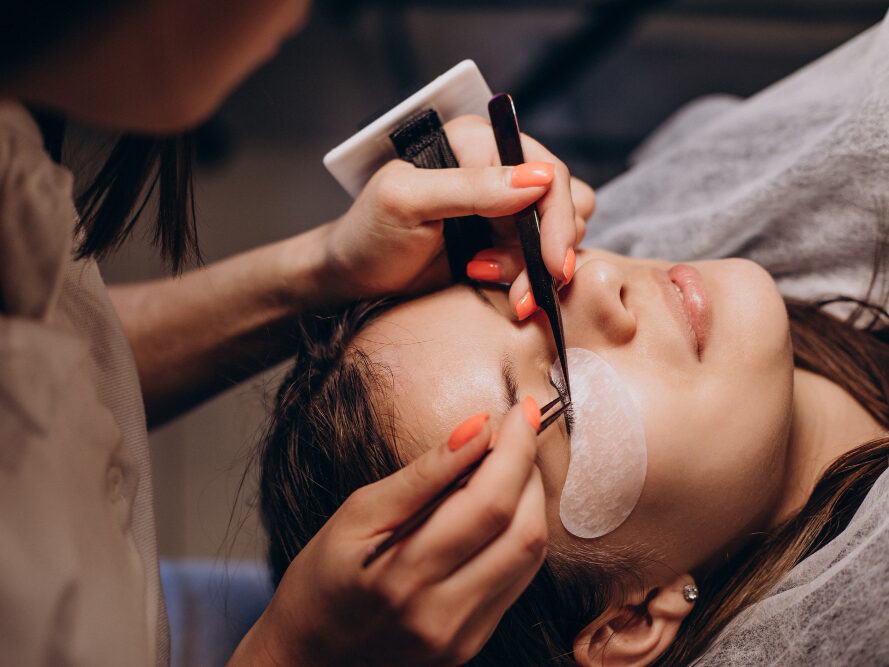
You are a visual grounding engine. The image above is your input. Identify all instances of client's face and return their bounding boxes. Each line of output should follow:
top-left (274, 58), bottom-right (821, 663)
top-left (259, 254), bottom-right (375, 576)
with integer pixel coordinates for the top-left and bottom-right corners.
top-left (357, 248), bottom-right (793, 578)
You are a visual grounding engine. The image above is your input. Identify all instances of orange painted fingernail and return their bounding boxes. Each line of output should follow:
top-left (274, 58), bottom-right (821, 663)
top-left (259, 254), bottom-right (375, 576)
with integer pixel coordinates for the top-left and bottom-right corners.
top-left (521, 396), bottom-right (541, 431)
top-left (466, 260), bottom-right (501, 281)
top-left (563, 248), bottom-right (576, 283)
top-left (511, 162), bottom-right (554, 188)
top-left (515, 291), bottom-right (537, 320)
top-left (448, 412), bottom-right (490, 451)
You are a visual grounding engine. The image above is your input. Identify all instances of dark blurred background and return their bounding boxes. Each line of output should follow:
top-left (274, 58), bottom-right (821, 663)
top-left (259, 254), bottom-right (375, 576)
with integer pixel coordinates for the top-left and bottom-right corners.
top-left (97, 1), bottom-right (887, 559)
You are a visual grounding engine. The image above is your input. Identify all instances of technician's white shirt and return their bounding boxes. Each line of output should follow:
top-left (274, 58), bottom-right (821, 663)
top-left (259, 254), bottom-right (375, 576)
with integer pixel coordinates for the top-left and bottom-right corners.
top-left (0, 102), bottom-right (167, 665)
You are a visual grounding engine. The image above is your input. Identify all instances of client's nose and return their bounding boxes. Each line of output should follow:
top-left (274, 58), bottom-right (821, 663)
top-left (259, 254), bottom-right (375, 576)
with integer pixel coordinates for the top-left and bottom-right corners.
top-left (562, 259), bottom-right (636, 346)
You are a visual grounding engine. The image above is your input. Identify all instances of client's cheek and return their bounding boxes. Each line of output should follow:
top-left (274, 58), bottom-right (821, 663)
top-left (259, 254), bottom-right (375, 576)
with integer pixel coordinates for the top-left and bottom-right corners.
top-left (552, 348), bottom-right (647, 539)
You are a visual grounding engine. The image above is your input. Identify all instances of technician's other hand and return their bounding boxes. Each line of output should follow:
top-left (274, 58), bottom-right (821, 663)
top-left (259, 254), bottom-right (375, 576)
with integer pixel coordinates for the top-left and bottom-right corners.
top-left (229, 399), bottom-right (547, 666)
top-left (322, 114), bottom-right (595, 300)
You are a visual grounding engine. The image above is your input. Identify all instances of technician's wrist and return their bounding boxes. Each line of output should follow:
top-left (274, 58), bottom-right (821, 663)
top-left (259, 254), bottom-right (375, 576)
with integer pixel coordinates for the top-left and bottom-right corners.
top-left (228, 607), bottom-right (313, 667)
top-left (227, 619), bottom-right (283, 666)
top-left (276, 223), bottom-right (355, 311)
top-left (317, 219), bottom-right (385, 304)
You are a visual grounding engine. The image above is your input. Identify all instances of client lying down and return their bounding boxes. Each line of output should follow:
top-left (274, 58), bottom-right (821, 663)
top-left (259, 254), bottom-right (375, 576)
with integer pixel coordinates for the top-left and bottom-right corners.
top-left (259, 16), bottom-right (889, 665)
top-left (257, 245), bottom-right (888, 665)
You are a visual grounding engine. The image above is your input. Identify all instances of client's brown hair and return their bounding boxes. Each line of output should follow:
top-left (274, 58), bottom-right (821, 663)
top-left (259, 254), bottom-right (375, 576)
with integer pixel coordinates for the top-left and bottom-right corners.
top-left (259, 287), bottom-right (889, 665)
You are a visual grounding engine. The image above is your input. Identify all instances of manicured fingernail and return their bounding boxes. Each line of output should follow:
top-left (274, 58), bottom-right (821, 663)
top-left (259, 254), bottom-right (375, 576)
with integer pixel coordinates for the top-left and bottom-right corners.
top-left (562, 247), bottom-right (576, 283)
top-left (521, 396), bottom-right (541, 431)
top-left (511, 161), bottom-right (554, 188)
top-left (466, 260), bottom-right (501, 281)
top-left (448, 412), bottom-right (490, 451)
top-left (515, 291), bottom-right (537, 320)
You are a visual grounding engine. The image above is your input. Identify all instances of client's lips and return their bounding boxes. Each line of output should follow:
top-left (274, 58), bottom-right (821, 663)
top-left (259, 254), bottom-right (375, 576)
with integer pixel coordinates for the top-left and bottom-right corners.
top-left (667, 264), bottom-right (711, 358)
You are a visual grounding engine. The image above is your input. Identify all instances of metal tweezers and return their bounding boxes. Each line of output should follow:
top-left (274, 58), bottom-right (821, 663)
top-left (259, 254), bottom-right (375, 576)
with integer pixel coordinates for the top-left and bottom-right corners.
top-left (488, 92), bottom-right (571, 399)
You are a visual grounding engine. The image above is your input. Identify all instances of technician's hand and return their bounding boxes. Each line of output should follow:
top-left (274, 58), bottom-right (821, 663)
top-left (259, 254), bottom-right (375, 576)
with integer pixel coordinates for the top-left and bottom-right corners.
top-left (322, 114), bottom-right (595, 301)
top-left (445, 114), bottom-right (596, 318)
top-left (229, 399), bottom-right (547, 667)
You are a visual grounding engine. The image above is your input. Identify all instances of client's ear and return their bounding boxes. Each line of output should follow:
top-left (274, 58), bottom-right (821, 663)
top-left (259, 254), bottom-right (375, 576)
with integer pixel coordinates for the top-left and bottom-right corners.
top-left (574, 574), bottom-right (696, 667)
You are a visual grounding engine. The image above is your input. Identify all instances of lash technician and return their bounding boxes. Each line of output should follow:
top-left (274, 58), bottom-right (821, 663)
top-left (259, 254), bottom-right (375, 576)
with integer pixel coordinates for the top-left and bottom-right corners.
top-left (0, 1), bottom-right (596, 664)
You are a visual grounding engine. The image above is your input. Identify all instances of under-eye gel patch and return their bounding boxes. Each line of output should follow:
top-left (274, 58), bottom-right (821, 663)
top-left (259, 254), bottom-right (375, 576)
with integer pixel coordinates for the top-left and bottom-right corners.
top-left (552, 348), bottom-right (647, 538)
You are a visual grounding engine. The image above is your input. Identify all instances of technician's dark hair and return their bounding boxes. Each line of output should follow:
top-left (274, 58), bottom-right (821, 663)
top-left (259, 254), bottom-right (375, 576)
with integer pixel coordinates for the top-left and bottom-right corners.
top-left (258, 253), bottom-right (889, 665)
top-left (4, 2), bottom-right (199, 272)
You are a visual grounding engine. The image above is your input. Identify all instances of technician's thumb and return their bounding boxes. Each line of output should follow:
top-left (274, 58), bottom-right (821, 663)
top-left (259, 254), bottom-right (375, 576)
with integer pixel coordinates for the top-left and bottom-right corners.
top-left (374, 160), bottom-right (554, 224)
top-left (358, 411), bottom-right (492, 529)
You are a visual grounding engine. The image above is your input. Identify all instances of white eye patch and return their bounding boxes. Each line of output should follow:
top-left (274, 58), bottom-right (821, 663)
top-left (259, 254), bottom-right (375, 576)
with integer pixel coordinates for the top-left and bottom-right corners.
top-left (552, 348), bottom-right (647, 539)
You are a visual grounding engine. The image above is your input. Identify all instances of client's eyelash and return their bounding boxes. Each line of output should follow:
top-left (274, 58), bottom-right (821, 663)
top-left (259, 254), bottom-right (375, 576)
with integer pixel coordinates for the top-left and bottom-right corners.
top-left (549, 376), bottom-right (575, 436)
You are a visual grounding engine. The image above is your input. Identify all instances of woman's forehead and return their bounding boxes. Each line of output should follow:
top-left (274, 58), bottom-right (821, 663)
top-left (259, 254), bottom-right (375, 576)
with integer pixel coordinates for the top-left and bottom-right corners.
top-left (355, 286), bottom-right (510, 455)
top-left (355, 284), bottom-right (499, 350)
